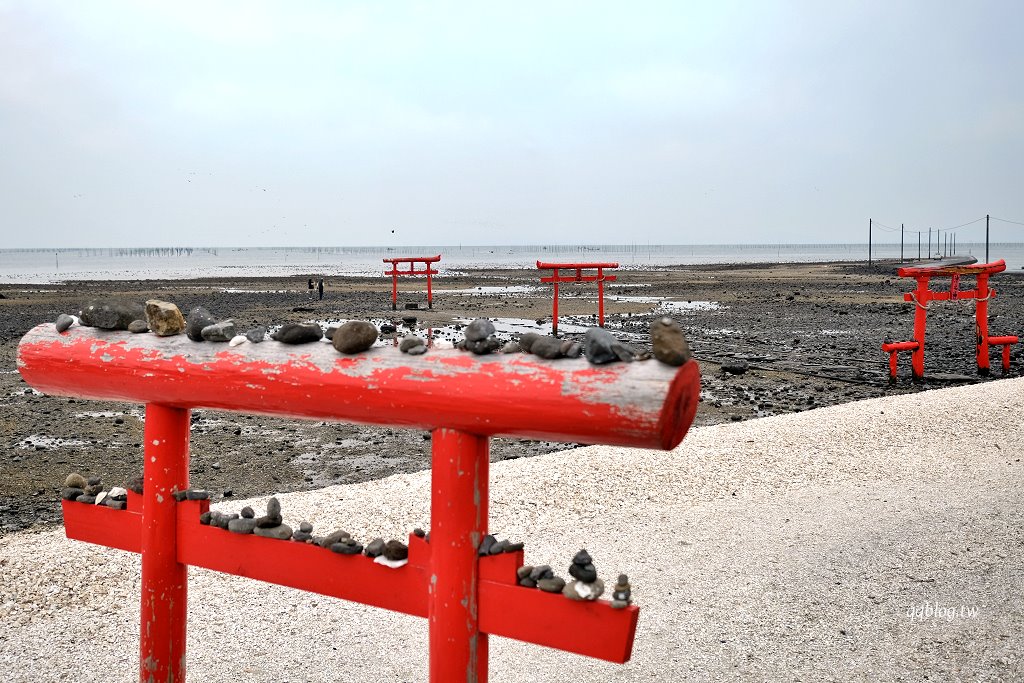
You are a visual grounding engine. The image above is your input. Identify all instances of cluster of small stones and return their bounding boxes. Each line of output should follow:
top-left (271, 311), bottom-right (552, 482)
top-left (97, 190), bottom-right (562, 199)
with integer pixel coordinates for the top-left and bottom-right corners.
top-left (515, 548), bottom-right (630, 604)
top-left (59, 472), bottom-right (129, 510)
top-left (60, 300), bottom-right (692, 368)
top-left (478, 533), bottom-right (525, 556)
top-left (198, 496), bottom-right (413, 568)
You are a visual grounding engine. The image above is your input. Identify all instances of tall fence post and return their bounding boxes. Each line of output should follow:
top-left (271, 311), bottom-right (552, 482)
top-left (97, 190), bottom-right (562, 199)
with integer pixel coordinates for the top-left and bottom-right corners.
top-left (140, 404), bottom-right (191, 683)
top-left (986, 214), bottom-right (990, 263)
top-left (868, 218), bottom-right (872, 266)
top-left (901, 224), bottom-right (904, 262)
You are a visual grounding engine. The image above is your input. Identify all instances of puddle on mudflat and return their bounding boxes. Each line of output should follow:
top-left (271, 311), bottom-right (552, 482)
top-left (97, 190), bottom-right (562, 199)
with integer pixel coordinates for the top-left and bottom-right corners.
top-left (609, 295), bottom-right (722, 313)
top-left (437, 285), bottom-right (542, 296)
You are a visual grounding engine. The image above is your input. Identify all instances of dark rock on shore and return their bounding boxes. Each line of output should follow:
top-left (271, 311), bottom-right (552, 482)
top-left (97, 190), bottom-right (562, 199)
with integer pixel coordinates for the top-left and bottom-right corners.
top-left (201, 320), bottom-right (236, 342)
top-left (244, 326), bottom-right (267, 343)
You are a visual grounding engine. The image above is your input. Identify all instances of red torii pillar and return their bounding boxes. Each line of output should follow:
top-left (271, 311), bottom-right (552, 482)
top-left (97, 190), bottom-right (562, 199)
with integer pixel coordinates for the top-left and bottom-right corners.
top-left (384, 254), bottom-right (441, 311)
top-left (18, 324), bottom-right (700, 683)
top-left (536, 261), bottom-right (619, 335)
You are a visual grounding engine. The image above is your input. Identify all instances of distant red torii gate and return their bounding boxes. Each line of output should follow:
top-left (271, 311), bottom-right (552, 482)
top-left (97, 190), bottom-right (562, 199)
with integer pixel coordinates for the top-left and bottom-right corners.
top-left (882, 258), bottom-right (1018, 382)
top-left (537, 261), bottom-right (618, 335)
top-left (384, 254), bottom-right (441, 311)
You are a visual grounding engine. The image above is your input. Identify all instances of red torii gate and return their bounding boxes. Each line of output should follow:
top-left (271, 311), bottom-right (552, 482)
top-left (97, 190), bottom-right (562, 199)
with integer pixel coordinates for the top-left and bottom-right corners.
top-left (17, 324), bottom-right (700, 683)
top-left (537, 261), bottom-right (618, 335)
top-left (384, 254), bottom-right (441, 311)
top-left (882, 258), bottom-right (1018, 382)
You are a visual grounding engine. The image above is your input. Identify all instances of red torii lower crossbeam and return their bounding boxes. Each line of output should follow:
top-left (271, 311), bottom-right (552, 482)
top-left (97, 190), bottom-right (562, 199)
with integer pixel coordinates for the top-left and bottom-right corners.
top-left (537, 261), bottom-right (618, 335)
top-left (882, 258), bottom-right (1018, 382)
top-left (17, 325), bottom-right (700, 683)
top-left (384, 254), bottom-right (441, 310)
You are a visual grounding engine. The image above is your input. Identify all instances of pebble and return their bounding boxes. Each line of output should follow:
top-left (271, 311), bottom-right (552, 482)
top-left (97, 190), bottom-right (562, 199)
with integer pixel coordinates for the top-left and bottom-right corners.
top-left (84, 483), bottom-right (103, 497)
top-left (478, 534), bottom-right (496, 556)
top-left (373, 556), bottom-right (408, 569)
top-left (489, 539), bottom-right (509, 555)
top-left (87, 476), bottom-right (101, 486)
top-left (299, 521), bottom-right (313, 533)
top-left (241, 505), bottom-right (254, 518)
top-left (201, 320), bottom-right (236, 342)
top-left (330, 539), bottom-right (364, 555)
top-left (125, 474), bottom-right (144, 494)
top-left (271, 322), bottom-right (323, 344)
top-left (79, 300), bottom-right (145, 331)
top-left (529, 565), bottom-right (553, 582)
top-left (561, 340), bottom-right (582, 358)
top-left (399, 335), bottom-right (426, 353)
top-left (568, 562), bottom-right (598, 583)
top-left (332, 321), bottom-right (379, 354)
top-left (319, 530), bottom-right (352, 548)
top-left (60, 487), bottom-right (84, 501)
top-left (94, 491), bottom-right (108, 506)
top-left (256, 497), bottom-right (283, 528)
top-left (364, 538), bottom-right (386, 558)
top-left (228, 518), bottom-right (258, 534)
top-left (104, 499), bottom-right (127, 511)
top-left (516, 566), bottom-right (534, 580)
top-left (253, 524), bottom-right (293, 540)
top-left (127, 320), bottom-right (149, 333)
top-left (245, 327), bottom-right (267, 343)
top-left (64, 473), bottom-right (87, 489)
top-left (185, 489), bottom-right (210, 501)
top-left (530, 335), bottom-right (563, 359)
top-left (518, 577), bottom-right (537, 588)
top-left (518, 332), bottom-right (540, 352)
top-left (199, 511), bottom-right (213, 525)
top-left (722, 359), bottom-right (750, 375)
top-left (537, 577), bottom-right (566, 593)
top-left (292, 531), bottom-right (313, 542)
top-left (412, 528), bottom-right (426, 538)
top-left (144, 300), bottom-right (186, 337)
top-left (382, 540), bottom-right (408, 561)
top-left (107, 487), bottom-right (128, 501)
top-left (76, 494), bottom-right (96, 505)
top-left (584, 327), bottom-right (635, 364)
top-left (501, 341), bottom-right (521, 354)
top-left (229, 335), bottom-right (247, 346)
top-left (611, 573), bottom-right (632, 609)
top-left (55, 314), bottom-right (75, 333)
top-left (186, 307), bottom-right (217, 341)
top-left (464, 318), bottom-right (495, 342)
top-left (650, 317), bottom-right (692, 366)
top-left (216, 513), bottom-right (239, 530)
top-left (465, 337), bottom-right (501, 355)
top-left (562, 578), bottom-right (605, 601)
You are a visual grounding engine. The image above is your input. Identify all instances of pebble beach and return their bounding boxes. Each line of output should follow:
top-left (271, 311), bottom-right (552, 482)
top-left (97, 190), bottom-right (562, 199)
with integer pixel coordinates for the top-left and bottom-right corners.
top-left (1, 377), bottom-right (1021, 681)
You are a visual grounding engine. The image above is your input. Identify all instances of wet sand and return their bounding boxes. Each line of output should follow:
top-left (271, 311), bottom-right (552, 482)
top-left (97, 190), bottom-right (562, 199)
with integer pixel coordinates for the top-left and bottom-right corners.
top-left (1, 261), bottom-right (1022, 534)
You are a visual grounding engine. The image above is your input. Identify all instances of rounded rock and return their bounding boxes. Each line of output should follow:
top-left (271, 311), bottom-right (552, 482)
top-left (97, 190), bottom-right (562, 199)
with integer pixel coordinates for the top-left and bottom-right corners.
top-left (332, 321), bottom-right (379, 354)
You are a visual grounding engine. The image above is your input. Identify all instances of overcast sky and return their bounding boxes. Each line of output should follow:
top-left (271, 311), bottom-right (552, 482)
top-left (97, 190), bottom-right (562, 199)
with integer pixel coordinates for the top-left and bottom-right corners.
top-left (1, 1), bottom-right (1022, 248)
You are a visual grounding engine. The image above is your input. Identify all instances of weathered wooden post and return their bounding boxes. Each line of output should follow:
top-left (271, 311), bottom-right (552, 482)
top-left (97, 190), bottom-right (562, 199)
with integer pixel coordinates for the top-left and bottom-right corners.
top-left (18, 323), bottom-right (700, 683)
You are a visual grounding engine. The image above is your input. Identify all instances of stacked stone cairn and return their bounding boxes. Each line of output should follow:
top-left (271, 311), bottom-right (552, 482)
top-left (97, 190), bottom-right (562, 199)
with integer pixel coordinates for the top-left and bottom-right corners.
top-left (562, 549), bottom-right (604, 601)
top-left (60, 472), bottom-right (129, 510)
top-left (610, 574), bottom-right (632, 609)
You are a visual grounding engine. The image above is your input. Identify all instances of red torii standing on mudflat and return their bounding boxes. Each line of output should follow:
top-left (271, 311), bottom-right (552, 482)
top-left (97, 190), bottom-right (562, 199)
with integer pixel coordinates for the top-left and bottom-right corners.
top-left (536, 261), bottom-right (618, 335)
top-left (383, 254), bottom-right (441, 310)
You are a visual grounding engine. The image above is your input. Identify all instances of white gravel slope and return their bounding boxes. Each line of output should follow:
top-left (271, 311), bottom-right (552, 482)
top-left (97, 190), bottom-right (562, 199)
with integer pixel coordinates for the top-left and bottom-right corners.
top-left (1, 379), bottom-right (1022, 682)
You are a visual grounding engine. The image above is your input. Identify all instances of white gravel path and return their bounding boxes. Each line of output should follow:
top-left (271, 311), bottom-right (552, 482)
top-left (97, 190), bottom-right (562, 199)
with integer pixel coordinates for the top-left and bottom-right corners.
top-left (2, 379), bottom-right (1022, 682)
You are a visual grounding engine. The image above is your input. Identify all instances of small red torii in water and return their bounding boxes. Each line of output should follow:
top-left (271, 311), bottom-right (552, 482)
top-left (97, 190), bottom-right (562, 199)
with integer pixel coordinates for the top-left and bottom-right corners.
top-left (882, 258), bottom-right (1018, 382)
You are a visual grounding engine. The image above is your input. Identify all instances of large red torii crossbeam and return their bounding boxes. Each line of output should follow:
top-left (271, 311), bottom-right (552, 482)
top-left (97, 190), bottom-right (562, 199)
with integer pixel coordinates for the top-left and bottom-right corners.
top-left (384, 254), bottom-right (441, 310)
top-left (537, 261), bottom-right (618, 335)
top-left (882, 258), bottom-right (1018, 381)
top-left (18, 324), bottom-right (700, 683)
